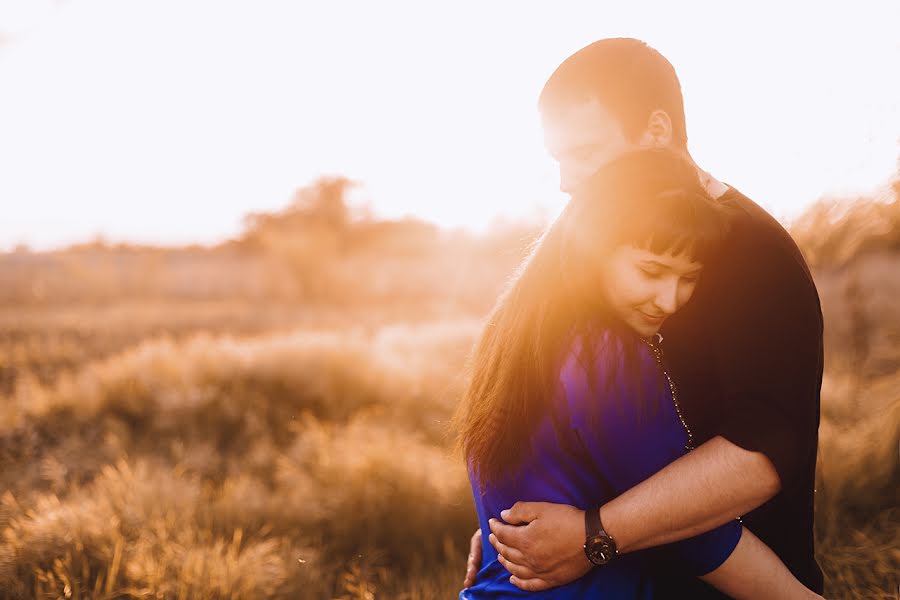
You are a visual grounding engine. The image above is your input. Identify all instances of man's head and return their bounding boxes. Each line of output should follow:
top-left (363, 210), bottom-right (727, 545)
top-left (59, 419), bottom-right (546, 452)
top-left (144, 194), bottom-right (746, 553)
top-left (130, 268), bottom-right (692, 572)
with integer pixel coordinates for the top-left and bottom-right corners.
top-left (539, 38), bottom-right (688, 194)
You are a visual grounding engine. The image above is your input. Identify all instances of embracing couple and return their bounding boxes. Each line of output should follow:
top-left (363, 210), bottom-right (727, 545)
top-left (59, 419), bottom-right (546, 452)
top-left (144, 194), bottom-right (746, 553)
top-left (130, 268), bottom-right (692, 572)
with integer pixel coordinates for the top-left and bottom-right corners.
top-left (452, 38), bottom-right (825, 598)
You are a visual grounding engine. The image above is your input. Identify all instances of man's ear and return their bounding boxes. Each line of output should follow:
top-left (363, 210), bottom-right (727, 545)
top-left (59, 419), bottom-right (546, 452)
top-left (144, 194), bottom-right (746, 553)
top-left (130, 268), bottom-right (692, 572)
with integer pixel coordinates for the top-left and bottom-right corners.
top-left (638, 110), bottom-right (673, 148)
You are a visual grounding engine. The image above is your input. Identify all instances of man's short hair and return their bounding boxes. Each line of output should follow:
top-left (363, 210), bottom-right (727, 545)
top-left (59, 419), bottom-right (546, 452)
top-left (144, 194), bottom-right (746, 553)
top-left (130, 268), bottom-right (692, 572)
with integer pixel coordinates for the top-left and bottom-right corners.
top-left (538, 38), bottom-right (688, 148)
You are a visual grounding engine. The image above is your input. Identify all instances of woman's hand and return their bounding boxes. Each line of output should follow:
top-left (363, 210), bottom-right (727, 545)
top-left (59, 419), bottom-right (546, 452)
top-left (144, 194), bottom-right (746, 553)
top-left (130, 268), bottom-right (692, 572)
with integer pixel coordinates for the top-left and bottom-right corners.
top-left (488, 501), bottom-right (593, 591)
top-left (463, 528), bottom-right (482, 588)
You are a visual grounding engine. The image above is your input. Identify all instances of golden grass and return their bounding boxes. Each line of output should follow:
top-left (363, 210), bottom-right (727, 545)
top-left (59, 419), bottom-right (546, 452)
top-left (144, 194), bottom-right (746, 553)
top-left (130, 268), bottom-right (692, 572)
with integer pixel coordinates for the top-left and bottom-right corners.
top-left (0, 315), bottom-right (484, 599)
top-left (0, 305), bottom-right (895, 598)
top-left (0, 190), bottom-right (897, 597)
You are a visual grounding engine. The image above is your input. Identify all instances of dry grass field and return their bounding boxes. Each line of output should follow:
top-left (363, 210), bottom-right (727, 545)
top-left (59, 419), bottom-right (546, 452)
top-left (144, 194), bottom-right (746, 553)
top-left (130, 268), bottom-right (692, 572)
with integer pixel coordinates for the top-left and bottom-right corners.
top-left (0, 180), bottom-right (898, 598)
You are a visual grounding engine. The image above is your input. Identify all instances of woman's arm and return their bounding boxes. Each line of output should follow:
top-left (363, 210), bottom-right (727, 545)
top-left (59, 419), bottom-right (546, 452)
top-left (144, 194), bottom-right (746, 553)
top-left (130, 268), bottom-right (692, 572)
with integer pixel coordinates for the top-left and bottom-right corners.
top-left (699, 526), bottom-right (823, 599)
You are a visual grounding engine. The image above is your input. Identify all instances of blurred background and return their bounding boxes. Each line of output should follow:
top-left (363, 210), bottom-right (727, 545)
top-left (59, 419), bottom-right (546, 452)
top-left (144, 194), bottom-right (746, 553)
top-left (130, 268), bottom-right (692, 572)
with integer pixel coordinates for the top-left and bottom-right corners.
top-left (0, 1), bottom-right (898, 598)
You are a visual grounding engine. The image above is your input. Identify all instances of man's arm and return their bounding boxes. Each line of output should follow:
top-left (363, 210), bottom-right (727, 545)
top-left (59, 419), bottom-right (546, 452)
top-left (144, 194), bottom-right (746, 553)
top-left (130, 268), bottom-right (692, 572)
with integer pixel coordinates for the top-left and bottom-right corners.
top-left (600, 435), bottom-right (779, 552)
top-left (487, 435), bottom-right (780, 591)
top-left (489, 442), bottom-right (822, 599)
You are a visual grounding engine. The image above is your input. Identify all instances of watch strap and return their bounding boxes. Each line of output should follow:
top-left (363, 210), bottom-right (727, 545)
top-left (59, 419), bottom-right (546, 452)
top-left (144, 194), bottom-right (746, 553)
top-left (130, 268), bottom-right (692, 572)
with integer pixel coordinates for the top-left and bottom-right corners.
top-left (585, 506), bottom-right (605, 537)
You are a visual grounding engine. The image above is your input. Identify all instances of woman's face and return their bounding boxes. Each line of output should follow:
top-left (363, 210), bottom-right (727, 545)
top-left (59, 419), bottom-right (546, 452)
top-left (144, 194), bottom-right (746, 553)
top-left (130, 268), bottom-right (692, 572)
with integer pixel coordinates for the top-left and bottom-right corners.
top-left (600, 244), bottom-right (704, 338)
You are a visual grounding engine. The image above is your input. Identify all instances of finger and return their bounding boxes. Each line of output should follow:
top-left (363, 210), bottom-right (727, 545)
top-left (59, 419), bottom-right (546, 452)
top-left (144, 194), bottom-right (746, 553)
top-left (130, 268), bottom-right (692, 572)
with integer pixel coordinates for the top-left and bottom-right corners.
top-left (463, 553), bottom-right (475, 587)
top-left (463, 565), bottom-right (476, 588)
top-left (510, 575), bottom-right (553, 592)
top-left (488, 518), bottom-right (529, 552)
top-left (496, 553), bottom-right (537, 579)
top-left (501, 501), bottom-right (542, 525)
top-left (469, 529), bottom-right (482, 563)
top-left (467, 551), bottom-right (477, 571)
top-left (463, 528), bottom-right (481, 587)
top-left (488, 532), bottom-right (528, 566)
top-left (464, 533), bottom-right (481, 587)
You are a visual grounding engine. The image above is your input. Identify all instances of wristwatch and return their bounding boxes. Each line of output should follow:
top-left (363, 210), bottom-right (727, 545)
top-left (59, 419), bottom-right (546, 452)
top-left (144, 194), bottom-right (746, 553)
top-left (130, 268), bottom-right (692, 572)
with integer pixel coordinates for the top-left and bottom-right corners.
top-left (583, 506), bottom-right (618, 566)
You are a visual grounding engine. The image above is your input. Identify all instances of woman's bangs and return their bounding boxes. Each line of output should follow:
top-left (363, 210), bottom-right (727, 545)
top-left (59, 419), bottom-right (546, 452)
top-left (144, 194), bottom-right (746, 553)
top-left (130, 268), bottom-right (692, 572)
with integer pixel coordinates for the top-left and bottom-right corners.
top-left (625, 190), bottom-right (729, 263)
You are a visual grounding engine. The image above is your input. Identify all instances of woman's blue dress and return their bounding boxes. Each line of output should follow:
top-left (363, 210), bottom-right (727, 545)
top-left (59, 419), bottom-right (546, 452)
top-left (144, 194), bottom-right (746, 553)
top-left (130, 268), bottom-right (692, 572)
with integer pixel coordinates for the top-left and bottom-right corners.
top-left (460, 332), bottom-right (742, 598)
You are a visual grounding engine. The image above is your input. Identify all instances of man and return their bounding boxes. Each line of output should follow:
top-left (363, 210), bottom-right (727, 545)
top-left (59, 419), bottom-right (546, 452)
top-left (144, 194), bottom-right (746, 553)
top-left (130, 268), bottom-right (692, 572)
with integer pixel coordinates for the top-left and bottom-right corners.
top-left (462, 38), bottom-right (824, 598)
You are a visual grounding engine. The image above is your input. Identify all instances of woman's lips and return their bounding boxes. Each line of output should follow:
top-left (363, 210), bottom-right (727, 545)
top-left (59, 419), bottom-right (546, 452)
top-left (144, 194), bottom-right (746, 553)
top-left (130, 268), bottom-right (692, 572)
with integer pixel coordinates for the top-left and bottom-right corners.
top-left (637, 310), bottom-right (666, 325)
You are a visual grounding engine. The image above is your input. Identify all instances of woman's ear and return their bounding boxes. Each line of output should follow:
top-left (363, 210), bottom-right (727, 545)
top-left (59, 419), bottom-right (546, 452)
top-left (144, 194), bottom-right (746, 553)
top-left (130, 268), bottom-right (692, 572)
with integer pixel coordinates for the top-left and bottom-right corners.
top-left (639, 110), bottom-right (673, 148)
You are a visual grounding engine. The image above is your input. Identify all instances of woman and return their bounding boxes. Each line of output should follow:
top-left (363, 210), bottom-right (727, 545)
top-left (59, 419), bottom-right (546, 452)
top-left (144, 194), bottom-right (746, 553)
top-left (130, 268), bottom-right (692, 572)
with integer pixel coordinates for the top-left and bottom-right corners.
top-left (452, 149), bottom-right (822, 598)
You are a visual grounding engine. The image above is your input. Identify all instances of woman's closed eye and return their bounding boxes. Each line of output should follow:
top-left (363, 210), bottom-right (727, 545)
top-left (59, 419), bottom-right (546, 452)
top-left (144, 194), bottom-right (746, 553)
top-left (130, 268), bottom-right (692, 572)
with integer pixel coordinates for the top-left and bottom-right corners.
top-left (639, 268), bottom-right (664, 279)
top-left (639, 268), bottom-right (701, 285)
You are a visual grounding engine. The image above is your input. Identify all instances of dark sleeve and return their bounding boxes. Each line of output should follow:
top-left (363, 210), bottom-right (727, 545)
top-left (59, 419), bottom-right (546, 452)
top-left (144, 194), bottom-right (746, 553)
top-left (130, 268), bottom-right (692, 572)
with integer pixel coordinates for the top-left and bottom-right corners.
top-left (711, 244), bottom-right (823, 487)
top-left (562, 333), bottom-right (742, 575)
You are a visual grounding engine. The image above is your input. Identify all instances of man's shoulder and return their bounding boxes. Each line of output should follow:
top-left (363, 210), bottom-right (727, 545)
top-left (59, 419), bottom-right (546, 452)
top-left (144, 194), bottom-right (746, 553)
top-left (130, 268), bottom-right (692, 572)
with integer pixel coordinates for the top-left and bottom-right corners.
top-left (715, 186), bottom-right (819, 295)
top-left (675, 186), bottom-right (824, 347)
top-left (718, 186), bottom-right (794, 243)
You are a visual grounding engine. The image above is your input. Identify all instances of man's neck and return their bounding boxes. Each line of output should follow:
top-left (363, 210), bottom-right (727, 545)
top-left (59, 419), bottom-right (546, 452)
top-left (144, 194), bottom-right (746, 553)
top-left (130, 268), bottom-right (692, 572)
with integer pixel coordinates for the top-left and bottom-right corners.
top-left (691, 161), bottom-right (729, 200)
top-left (697, 167), bottom-right (730, 200)
top-left (669, 147), bottom-right (730, 200)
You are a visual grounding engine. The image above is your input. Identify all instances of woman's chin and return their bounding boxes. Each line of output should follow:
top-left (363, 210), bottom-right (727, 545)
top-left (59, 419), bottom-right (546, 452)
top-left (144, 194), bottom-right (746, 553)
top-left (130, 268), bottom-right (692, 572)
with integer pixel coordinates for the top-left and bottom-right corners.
top-left (627, 321), bottom-right (660, 339)
top-left (615, 309), bottom-right (666, 338)
top-left (625, 312), bottom-right (667, 339)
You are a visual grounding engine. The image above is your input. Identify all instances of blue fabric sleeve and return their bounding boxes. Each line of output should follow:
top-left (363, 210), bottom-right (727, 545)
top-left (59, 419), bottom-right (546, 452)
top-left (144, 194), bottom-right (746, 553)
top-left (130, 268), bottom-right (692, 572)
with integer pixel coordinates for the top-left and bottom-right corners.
top-left (656, 521), bottom-right (743, 575)
top-left (560, 331), bottom-right (741, 576)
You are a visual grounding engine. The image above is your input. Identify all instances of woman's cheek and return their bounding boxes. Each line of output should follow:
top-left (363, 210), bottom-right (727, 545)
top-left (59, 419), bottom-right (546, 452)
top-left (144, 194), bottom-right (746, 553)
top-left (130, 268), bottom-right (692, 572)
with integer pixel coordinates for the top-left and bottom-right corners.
top-left (627, 272), bottom-right (653, 304)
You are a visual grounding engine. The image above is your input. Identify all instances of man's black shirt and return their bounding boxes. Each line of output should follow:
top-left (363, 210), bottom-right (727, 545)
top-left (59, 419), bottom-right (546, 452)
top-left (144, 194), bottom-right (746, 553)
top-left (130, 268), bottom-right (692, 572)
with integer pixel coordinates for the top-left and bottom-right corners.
top-left (656, 185), bottom-right (825, 596)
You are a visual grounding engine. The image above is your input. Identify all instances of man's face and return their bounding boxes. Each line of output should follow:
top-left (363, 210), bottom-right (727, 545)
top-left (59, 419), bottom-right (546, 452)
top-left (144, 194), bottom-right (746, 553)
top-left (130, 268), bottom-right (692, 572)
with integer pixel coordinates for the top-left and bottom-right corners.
top-left (542, 98), bottom-right (642, 195)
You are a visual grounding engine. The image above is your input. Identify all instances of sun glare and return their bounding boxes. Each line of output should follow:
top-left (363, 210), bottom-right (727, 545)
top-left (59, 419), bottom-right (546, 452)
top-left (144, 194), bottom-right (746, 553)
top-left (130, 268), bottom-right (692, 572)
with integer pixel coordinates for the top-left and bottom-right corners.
top-left (0, 1), bottom-right (897, 249)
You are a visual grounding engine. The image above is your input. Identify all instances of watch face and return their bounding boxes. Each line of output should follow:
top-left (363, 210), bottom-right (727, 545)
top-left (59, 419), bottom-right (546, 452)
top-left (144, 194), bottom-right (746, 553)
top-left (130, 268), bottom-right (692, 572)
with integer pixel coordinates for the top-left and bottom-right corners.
top-left (584, 534), bottom-right (616, 565)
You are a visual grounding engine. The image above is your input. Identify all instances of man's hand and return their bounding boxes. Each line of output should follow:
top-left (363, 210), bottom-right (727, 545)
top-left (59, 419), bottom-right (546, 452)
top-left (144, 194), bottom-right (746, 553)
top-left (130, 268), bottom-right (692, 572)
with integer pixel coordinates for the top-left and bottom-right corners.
top-left (487, 501), bottom-right (592, 591)
top-left (463, 528), bottom-right (481, 588)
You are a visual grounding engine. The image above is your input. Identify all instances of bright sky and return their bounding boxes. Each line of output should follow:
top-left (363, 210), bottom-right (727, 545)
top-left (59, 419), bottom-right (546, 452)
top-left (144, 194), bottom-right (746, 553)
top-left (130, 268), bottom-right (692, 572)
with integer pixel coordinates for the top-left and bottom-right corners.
top-left (1, 0), bottom-right (898, 251)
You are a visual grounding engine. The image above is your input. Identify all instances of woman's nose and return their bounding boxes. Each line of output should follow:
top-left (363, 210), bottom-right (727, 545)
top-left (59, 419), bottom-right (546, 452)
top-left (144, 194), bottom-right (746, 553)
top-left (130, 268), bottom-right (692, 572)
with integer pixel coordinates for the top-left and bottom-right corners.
top-left (653, 280), bottom-right (680, 314)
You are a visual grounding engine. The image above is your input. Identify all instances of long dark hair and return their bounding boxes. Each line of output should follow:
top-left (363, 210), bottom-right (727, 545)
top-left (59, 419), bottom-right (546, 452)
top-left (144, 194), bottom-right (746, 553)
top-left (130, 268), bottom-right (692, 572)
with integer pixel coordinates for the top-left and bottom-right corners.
top-left (452, 148), bottom-right (731, 492)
